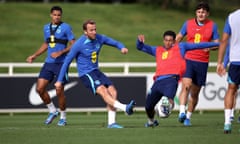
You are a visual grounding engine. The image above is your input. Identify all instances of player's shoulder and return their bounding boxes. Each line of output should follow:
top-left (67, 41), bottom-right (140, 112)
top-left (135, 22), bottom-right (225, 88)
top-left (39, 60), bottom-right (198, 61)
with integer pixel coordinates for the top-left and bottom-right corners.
top-left (61, 22), bottom-right (71, 26)
top-left (96, 33), bottom-right (107, 40)
top-left (96, 33), bottom-right (105, 38)
top-left (186, 18), bottom-right (195, 23)
top-left (60, 22), bottom-right (72, 29)
top-left (78, 34), bottom-right (87, 41)
top-left (230, 9), bottom-right (240, 16)
top-left (43, 23), bottom-right (50, 28)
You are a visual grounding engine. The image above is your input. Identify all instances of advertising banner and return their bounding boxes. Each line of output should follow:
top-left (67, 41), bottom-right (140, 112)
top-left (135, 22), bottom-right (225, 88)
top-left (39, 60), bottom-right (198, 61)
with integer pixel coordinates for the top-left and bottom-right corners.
top-left (0, 76), bottom-right (146, 109)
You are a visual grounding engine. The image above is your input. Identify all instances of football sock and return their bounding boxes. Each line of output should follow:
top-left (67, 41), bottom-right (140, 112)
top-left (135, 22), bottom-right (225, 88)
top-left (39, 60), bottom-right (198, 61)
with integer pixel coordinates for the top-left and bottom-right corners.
top-left (186, 111), bottom-right (192, 119)
top-left (224, 109), bottom-right (231, 125)
top-left (46, 102), bottom-right (57, 113)
top-left (179, 105), bottom-right (185, 114)
top-left (148, 118), bottom-right (154, 124)
top-left (230, 108), bottom-right (234, 117)
top-left (113, 100), bottom-right (126, 112)
top-left (60, 110), bottom-right (66, 120)
top-left (108, 110), bottom-right (116, 125)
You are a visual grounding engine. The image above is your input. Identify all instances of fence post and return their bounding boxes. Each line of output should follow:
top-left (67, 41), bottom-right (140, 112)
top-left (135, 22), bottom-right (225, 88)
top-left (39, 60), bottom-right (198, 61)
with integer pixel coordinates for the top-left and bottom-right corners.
top-left (9, 63), bottom-right (13, 76)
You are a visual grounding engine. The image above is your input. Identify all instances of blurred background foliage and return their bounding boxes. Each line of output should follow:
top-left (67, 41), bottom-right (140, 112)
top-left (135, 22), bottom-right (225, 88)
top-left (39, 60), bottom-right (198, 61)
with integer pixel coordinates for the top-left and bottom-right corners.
top-left (0, 0), bottom-right (239, 63)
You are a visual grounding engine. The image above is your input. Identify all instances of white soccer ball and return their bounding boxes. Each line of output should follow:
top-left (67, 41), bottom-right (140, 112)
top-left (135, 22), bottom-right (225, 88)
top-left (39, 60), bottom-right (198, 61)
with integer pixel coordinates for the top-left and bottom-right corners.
top-left (155, 96), bottom-right (171, 118)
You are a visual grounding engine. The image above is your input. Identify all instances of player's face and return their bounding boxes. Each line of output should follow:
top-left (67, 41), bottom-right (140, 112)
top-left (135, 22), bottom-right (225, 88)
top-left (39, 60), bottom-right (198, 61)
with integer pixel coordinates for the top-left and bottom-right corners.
top-left (85, 24), bottom-right (97, 40)
top-left (195, 8), bottom-right (209, 23)
top-left (50, 10), bottom-right (62, 25)
top-left (163, 35), bottom-right (175, 49)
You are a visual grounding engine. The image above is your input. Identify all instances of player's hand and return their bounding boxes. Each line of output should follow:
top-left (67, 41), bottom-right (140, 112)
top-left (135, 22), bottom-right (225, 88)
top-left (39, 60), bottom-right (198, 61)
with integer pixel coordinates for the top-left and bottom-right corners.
top-left (51, 51), bottom-right (62, 58)
top-left (203, 48), bottom-right (210, 52)
top-left (216, 63), bottom-right (225, 77)
top-left (138, 34), bottom-right (145, 43)
top-left (26, 55), bottom-right (36, 63)
top-left (55, 81), bottom-right (63, 89)
top-left (121, 48), bottom-right (128, 54)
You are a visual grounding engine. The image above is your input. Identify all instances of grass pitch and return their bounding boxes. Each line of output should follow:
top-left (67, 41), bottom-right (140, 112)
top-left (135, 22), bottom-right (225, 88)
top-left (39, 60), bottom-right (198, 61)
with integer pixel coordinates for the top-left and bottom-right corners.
top-left (0, 111), bottom-right (238, 144)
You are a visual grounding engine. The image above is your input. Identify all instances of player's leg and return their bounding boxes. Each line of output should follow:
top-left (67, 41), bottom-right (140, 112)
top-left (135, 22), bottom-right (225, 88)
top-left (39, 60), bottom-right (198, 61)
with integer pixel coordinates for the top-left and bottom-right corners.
top-left (230, 91), bottom-right (237, 122)
top-left (55, 63), bottom-right (67, 126)
top-left (178, 77), bottom-right (192, 123)
top-left (184, 84), bottom-right (201, 126)
top-left (178, 60), bottom-right (193, 123)
top-left (37, 78), bottom-right (58, 124)
top-left (80, 70), bottom-right (136, 116)
top-left (224, 64), bottom-right (240, 134)
top-left (144, 83), bottom-right (160, 127)
top-left (105, 85), bottom-right (123, 128)
top-left (184, 61), bottom-right (208, 126)
top-left (37, 63), bottom-right (58, 125)
top-left (36, 78), bottom-right (51, 104)
top-left (55, 85), bottom-right (67, 126)
top-left (96, 85), bottom-right (135, 115)
top-left (224, 83), bottom-right (237, 133)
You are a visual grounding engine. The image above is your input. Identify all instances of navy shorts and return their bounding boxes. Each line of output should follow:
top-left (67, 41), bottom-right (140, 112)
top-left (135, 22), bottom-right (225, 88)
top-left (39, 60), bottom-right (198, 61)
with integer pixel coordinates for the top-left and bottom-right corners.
top-left (39, 63), bottom-right (68, 84)
top-left (145, 76), bottom-right (179, 110)
top-left (80, 69), bottom-right (113, 94)
top-left (227, 64), bottom-right (240, 85)
top-left (183, 59), bottom-right (208, 86)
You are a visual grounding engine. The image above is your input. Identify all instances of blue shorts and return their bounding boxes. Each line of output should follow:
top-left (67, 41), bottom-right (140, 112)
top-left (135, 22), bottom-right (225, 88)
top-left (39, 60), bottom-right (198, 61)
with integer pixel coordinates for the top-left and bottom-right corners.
top-left (80, 69), bottom-right (113, 94)
top-left (183, 59), bottom-right (208, 86)
top-left (145, 76), bottom-right (179, 110)
top-left (227, 64), bottom-right (240, 85)
top-left (39, 63), bottom-right (68, 84)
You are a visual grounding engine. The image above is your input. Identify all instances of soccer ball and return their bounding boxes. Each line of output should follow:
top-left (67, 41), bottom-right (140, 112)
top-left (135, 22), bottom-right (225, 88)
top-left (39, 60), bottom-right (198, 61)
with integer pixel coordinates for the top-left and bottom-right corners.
top-left (155, 96), bottom-right (171, 118)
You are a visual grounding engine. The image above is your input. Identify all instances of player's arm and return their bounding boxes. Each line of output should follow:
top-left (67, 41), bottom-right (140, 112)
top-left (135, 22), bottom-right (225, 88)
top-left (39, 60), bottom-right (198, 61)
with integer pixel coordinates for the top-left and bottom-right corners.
top-left (217, 32), bottom-right (229, 76)
top-left (55, 43), bottom-right (78, 87)
top-left (179, 42), bottom-right (219, 57)
top-left (175, 21), bottom-right (187, 42)
top-left (209, 23), bottom-right (220, 51)
top-left (223, 43), bottom-right (230, 68)
top-left (101, 35), bottom-right (128, 55)
top-left (219, 43), bottom-right (230, 76)
top-left (176, 33), bottom-right (184, 43)
top-left (217, 17), bottom-right (231, 77)
top-left (51, 39), bottom-right (76, 58)
top-left (26, 42), bottom-right (48, 63)
top-left (136, 34), bottom-right (156, 56)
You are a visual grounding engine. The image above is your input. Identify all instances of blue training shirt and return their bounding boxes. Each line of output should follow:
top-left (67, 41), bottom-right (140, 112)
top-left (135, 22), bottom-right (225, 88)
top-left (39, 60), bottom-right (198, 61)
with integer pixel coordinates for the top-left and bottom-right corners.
top-left (43, 22), bottom-right (75, 63)
top-left (57, 34), bottom-right (125, 83)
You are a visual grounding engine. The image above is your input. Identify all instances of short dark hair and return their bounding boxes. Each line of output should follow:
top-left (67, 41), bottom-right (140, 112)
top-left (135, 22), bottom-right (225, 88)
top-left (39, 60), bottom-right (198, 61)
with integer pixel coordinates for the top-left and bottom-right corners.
top-left (163, 30), bottom-right (176, 40)
top-left (195, 1), bottom-right (210, 12)
top-left (83, 19), bottom-right (96, 30)
top-left (50, 6), bottom-right (63, 14)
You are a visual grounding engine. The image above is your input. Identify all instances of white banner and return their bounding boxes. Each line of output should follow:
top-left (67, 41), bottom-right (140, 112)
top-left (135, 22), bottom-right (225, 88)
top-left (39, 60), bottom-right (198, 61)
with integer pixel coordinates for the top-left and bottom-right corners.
top-left (146, 73), bottom-right (240, 110)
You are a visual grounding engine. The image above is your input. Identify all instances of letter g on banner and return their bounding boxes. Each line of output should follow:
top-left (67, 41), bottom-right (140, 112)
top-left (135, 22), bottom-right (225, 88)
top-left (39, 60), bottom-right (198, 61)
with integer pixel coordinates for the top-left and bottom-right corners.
top-left (203, 82), bottom-right (226, 101)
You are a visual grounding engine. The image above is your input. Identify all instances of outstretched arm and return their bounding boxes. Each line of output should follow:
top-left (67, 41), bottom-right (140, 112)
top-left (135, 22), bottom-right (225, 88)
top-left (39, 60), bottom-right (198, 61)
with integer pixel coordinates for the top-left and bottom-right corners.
top-left (179, 42), bottom-right (219, 57)
top-left (136, 34), bottom-right (156, 56)
top-left (102, 35), bottom-right (128, 55)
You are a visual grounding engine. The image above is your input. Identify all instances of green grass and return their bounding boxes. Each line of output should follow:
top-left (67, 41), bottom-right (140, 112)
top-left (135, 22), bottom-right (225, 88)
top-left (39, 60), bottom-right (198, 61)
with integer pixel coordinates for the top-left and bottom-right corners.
top-left (0, 111), bottom-right (239, 144)
top-left (0, 3), bottom-right (226, 63)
